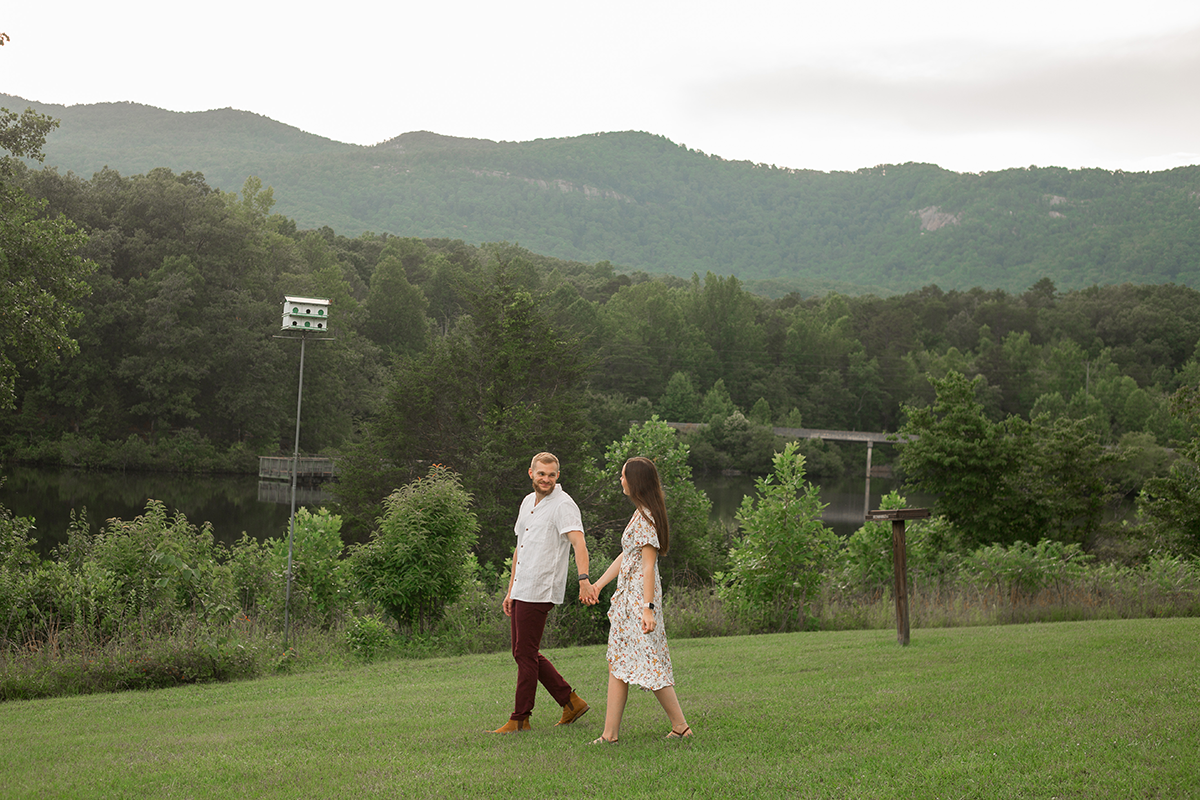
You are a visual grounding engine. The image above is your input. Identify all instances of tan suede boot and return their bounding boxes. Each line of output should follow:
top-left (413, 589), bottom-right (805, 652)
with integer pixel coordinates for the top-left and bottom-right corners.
top-left (555, 691), bottom-right (589, 726)
top-left (489, 718), bottom-right (532, 734)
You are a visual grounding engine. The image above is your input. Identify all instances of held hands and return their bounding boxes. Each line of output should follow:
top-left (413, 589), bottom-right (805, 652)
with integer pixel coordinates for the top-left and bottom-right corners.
top-left (578, 580), bottom-right (599, 605)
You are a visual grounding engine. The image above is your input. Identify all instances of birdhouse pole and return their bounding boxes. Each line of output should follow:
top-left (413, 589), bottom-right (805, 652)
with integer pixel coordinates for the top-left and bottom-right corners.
top-left (277, 296), bottom-right (333, 650)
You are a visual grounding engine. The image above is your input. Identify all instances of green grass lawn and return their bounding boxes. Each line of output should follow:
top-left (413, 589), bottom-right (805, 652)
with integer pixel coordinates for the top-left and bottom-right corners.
top-left (2, 618), bottom-right (1197, 799)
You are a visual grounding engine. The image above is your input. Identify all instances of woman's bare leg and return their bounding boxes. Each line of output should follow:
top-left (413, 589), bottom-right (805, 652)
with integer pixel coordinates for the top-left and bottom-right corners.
top-left (601, 670), bottom-right (629, 741)
top-left (652, 684), bottom-right (690, 734)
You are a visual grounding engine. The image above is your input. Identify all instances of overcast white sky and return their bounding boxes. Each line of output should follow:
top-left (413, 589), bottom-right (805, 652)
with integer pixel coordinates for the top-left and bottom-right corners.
top-left (4, 1), bottom-right (1199, 173)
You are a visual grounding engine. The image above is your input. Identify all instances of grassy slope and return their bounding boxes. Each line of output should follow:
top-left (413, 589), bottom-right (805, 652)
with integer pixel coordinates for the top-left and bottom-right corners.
top-left (2, 618), bottom-right (1196, 798)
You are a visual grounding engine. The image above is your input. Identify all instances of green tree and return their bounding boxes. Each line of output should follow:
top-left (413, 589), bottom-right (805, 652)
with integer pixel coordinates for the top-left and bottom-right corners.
top-left (700, 378), bottom-right (737, 420)
top-left (582, 417), bottom-right (720, 585)
top-left (1138, 384), bottom-right (1200, 556)
top-left (719, 442), bottom-right (837, 631)
top-left (0, 107), bottom-right (95, 409)
top-left (595, 281), bottom-right (704, 401)
top-left (897, 372), bottom-right (1024, 547)
top-left (899, 371), bottom-right (1117, 547)
top-left (348, 465), bottom-right (480, 633)
top-left (338, 273), bottom-right (594, 565)
top-left (363, 252), bottom-right (430, 356)
top-left (656, 371), bottom-right (701, 421)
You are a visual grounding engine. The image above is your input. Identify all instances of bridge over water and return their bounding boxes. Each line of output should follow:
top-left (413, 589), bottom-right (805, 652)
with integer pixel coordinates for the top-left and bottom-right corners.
top-left (661, 422), bottom-right (915, 519)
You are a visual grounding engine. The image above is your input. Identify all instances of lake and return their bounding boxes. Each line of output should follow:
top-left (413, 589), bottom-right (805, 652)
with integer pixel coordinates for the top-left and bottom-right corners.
top-left (0, 464), bottom-right (926, 557)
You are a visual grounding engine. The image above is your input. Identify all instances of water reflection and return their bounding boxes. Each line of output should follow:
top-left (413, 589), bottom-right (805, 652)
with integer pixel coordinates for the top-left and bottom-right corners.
top-left (692, 473), bottom-right (935, 537)
top-left (0, 465), bottom-right (329, 556)
top-left (2, 463), bottom-right (934, 559)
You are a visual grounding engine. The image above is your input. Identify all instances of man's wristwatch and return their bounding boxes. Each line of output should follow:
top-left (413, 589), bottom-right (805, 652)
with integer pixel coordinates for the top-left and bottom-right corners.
top-left (577, 573), bottom-right (589, 582)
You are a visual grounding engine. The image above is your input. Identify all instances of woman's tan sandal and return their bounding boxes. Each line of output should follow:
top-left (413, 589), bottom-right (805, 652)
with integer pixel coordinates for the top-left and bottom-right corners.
top-left (665, 726), bottom-right (692, 740)
top-left (588, 736), bottom-right (619, 745)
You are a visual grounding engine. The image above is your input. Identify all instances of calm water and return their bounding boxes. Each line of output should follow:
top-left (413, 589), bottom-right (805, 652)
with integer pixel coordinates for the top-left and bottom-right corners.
top-left (1, 464), bottom-right (927, 557)
top-left (692, 472), bottom-right (930, 536)
top-left (0, 465), bottom-right (332, 556)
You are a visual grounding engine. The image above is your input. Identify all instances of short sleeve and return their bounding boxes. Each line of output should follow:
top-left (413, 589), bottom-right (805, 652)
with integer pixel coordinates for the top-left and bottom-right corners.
top-left (629, 511), bottom-right (661, 550)
top-left (556, 495), bottom-right (584, 536)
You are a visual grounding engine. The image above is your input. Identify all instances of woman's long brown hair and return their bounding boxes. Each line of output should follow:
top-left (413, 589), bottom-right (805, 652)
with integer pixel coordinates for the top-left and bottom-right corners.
top-left (624, 457), bottom-right (670, 554)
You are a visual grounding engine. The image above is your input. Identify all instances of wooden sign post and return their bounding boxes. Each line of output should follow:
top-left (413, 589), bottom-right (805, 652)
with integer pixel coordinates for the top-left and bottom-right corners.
top-left (864, 507), bottom-right (931, 646)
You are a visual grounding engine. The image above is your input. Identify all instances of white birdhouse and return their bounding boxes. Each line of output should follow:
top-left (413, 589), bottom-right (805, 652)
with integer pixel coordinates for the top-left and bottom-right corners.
top-left (281, 296), bottom-right (331, 332)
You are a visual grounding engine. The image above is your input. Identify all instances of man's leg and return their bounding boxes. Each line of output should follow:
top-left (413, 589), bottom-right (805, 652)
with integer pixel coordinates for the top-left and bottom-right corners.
top-left (510, 600), bottom-right (572, 720)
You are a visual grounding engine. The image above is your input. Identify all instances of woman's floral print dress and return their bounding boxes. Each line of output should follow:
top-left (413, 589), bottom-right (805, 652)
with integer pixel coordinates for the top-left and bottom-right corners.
top-left (606, 510), bottom-right (674, 690)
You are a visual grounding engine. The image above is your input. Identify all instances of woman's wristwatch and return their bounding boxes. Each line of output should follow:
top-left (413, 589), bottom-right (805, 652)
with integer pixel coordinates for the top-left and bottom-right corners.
top-left (643, 602), bottom-right (654, 610)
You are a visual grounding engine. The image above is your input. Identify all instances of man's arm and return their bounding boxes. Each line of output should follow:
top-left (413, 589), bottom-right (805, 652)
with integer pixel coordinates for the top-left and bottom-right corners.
top-left (503, 547), bottom-right (518, 617)
top-left (565, 530), bottom-right (595, 604)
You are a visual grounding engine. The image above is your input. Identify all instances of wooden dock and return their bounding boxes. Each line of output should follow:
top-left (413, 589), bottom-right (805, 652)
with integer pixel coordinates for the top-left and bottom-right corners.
top-left (258, 456), bottom-right (337, 483)
top-left (256, 480), bottom-right (335, 505)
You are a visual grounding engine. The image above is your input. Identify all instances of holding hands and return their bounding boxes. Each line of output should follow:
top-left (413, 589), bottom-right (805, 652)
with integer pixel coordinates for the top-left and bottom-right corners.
top-left (578, 580), bottom-right (599, 605)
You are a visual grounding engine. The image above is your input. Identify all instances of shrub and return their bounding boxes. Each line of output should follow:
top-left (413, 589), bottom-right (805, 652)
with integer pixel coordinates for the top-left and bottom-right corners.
top-left (594, 418), bottom-right (721, 586)
top-left (663, 585), bottom-right (748, 640)
top-left (430, 580), bottom-right (510, 655)
top-left (0, 505), bottom-right (41, 647)
top-left (270, 508), bottom-right (348, 628)
top-left (349, 465), bottom-right (480, 633)
top-left (719, 442), bottom-right (839, 632)
top-left (344, 614), bottom-right (396, 662)
top-left (228, 533), bottom-right (276, 620)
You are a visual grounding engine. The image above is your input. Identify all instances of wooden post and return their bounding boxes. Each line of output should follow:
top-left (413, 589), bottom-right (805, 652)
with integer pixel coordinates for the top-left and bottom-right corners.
top-left (891, 519), bottom-right (909, 646)
top-left (865, 507), bottom-right (930, 646)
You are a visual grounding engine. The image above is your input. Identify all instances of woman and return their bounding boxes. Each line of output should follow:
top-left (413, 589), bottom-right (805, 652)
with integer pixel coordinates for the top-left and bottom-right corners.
top-left (588, 456), bottom-right (692, 744)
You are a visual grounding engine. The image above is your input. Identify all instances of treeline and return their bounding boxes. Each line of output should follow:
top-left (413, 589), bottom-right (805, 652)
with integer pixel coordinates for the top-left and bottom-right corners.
top-left (9, 163), bottom-right (1200, 455)
top-left (15, 93), bottom-right (1200, 294)
top-left (6, 163), bottom-right (1200, 558)
top-left (7, 163), bottom-right (1200, 463)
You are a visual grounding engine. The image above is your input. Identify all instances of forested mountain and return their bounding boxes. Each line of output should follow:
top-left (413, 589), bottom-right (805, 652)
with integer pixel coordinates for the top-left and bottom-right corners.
top-left (7, 93), bottom-right (1200, 296)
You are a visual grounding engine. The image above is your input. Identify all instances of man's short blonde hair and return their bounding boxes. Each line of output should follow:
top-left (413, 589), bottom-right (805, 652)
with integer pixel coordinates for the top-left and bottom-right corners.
top-left (530, 452), bottom-right (560, 470)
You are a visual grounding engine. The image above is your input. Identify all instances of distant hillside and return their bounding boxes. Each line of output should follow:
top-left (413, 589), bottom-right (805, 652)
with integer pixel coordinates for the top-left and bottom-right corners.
top-left (6, 94), bottom-right (1200, 294)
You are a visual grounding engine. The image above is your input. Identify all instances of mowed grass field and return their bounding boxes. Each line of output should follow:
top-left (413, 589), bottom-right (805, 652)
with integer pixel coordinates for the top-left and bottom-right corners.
top-left (1, 619), bottom-right (1196, 799)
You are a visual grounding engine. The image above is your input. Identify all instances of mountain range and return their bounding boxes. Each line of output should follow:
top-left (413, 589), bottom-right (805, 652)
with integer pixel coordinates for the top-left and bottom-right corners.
top-left (6, 93), bottom-right (1200, 296)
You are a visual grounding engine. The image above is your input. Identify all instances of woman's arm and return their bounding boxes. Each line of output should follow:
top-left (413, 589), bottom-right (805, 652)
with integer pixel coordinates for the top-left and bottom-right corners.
top-left (640, 544), bottom-right (658, 633)
top-left (592, 553), bottom-right (622, 593)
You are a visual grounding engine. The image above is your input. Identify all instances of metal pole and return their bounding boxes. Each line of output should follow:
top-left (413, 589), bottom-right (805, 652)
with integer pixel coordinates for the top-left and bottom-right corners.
top-left (863, 440), bottom-right (874, 521)
top-left (283, 332), bottom-right (307, 650)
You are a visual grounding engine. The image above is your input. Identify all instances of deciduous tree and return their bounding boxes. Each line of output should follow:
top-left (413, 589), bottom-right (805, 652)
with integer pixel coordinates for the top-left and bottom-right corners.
top-left (0, 107), bottom-right (94, 410)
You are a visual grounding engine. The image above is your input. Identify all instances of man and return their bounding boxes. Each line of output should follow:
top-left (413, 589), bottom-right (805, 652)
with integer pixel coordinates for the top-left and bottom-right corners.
top-left (490, 452), bottom-right (596, 733)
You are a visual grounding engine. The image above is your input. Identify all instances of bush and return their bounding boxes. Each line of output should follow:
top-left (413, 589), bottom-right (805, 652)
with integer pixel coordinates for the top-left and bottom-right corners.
top-left (270, 508), bottom-right (348, 628)
top-left (344, 614), bottom-right (396, 662)
top-left (839, 491), bottom-right (964, 597)
top-left (719, 442), bottom-right (839, 632)
top-left (349, 465), bottom-right (480, 633)
top-left (228, 533), bottom-right (276, 621)
top-left (430, 581), bottom-right (510, 655)
top-left (0, 622), bottom-right (260, 701)
top-left (0, 505), bottom-right (41, 647)
top-left (663, 585), bottom-right (748, 640)
top-left (594, 418), bottom-right (722, 586)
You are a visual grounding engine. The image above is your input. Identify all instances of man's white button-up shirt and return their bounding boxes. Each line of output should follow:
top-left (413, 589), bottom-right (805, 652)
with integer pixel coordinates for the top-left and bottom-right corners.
top-left (510, 484), bottom-right (584, 605)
